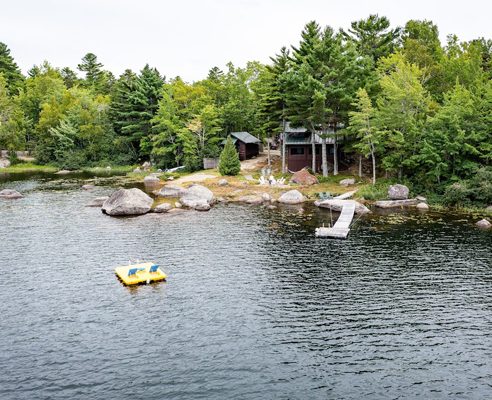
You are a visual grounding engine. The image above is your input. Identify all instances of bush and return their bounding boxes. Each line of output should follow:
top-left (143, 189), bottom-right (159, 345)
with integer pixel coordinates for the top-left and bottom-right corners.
top-left (443, 182), bottom-right (470, 207)
top-left (442, 167), bottom-right (492, 207)
top-left (218, 136), bottom-right (241, 176)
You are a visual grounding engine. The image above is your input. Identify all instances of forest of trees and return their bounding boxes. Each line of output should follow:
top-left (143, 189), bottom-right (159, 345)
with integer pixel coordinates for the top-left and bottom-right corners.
top-left (0, 15), bottom-right (491, 199)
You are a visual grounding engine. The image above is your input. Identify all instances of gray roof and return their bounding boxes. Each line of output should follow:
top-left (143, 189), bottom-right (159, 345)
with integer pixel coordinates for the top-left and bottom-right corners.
top-left (285, 132), bottom-right (335, 145)
top-left (230, 131), bottom-right (261, 144)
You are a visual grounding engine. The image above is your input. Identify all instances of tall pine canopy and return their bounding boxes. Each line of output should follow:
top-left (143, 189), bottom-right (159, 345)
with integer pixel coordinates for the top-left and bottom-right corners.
top-left (0, 42), bottom-right (24, 95)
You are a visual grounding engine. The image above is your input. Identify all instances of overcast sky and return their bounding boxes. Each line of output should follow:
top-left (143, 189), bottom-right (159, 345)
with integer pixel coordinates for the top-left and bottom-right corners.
top-left (1, 0), bottom-right (491, 82)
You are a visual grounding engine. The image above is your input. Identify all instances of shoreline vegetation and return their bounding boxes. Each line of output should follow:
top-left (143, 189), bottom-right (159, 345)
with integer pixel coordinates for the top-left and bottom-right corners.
top-left (0, 15), bottom-right (490, 213)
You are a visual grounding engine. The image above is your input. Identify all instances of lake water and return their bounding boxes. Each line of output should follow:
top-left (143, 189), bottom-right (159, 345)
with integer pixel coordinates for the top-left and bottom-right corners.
top-left (0, 174), bottom-right (491, 399)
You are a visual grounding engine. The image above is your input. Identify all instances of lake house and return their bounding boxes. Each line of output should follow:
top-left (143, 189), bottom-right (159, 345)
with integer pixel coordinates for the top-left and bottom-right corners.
top-left (282, 123), bottom-right (338, 172)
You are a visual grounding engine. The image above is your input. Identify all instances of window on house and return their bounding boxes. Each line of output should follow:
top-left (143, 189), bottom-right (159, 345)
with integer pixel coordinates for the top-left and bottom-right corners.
top-left (290, 147), bottom-right (305, 155)
top-left (308, 147), bottom-right (320, 155)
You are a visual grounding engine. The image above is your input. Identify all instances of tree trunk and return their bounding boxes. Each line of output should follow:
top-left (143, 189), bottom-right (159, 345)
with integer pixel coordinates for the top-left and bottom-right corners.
top-left (371, 152), bottom-right (376, 185)
top-left (321, 137), bottom-right (328, 177)
top-left (267, 137), bottom-right (271, 167)
top-left (333, 136), bottom-right (338, 176)
top-left (358, 155), bottom-right (362, 178)
top-left (311, 133), bottom-right (316, 173)
top-left (281, 134), bottom-right (286, 173)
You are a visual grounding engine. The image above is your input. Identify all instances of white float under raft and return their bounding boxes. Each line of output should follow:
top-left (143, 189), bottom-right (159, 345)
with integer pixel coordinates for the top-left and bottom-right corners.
top-left (315, 200), bottom-right (356, 239)
top-left (115, 262), bottom-right (167, 286)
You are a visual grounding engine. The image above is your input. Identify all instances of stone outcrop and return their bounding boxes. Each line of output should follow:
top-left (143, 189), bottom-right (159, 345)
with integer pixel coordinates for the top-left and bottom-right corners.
top-left (179, 184), bottom-right (214, 209)
top-left (290, 168), bottom-right (318, 185)
top-left (375, 199), bottom-right (418, 208)
top-left (339, 178), bottom-right (355, 187)
top-left (0, 189), bottom-right (23, 199)
top-left (316, 199), bottom-right (370, 214)
top-left (476, 219), bottom-right (491, 229)
top-left (85, 196), bottom-right (109, 207)
top-left (388, 184), bottom-right (409, 200)
top-left (278, 190), bottom-right (305, 204)
top-left (102, 188), bottom-right (153, 216)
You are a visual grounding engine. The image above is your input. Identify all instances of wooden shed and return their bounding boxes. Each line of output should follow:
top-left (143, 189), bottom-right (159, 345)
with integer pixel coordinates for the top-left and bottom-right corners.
top-left (226, 132), bottom-right (261, 161)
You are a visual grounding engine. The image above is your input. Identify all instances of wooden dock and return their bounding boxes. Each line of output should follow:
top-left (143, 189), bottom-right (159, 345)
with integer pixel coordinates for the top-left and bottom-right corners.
top-left (315, 200), bottom-right (356, 239)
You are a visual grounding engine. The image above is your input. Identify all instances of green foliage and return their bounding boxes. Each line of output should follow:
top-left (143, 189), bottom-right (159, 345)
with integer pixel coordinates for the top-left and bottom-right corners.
top-left (218, 136), bottom-right (240, 176)
top-left (443, 167), bottom-right (492, 207)
top-left (0, 42), bottom-right (24, 95)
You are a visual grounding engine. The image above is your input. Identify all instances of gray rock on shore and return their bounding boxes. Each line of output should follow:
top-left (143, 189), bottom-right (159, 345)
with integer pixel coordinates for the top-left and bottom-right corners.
top-left (278, 190), bottom-right (305, 204)
top-left (416, 202), bottom-right (429, 210)
top-left (155, 185), bottom-right (186, 197)
top-left (82, 184), bottom-right (95, 190)
top-left (388, 184), bottom-right (409, 200)
top-left (339, 178), bottom-right (356, 187)
top-left (154, 203), bottom-right (173, 213)
top-left (375, 199), bottom-right (419, 208)
top-left (179, 184), bottom-right (214, 209)
top-left (218, 179), bottom-right (228, 186)
top-left (0, 189), bottom-right (23, 199)
top-left (144, 174), bottom-right (161, 185)
top-left (0, 159), bottom-right (11, 168)
top-left (102, 188), bottom-right (153, 216)
top-left (238, 195), bottom-right (264, 205)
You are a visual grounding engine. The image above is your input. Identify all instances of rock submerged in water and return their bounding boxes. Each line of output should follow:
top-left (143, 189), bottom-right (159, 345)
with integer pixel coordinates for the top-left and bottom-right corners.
top-left (388, 184), bottom-right (409, 200)
top-left (0, 189), bottom-right (23, 199)
top-left (179, 184), bottom-right (214, 209)
top-left (86, 196), bottom-right (109, 207)
top-left (82, 184), bottom-right (95, 190)
top-left (278, 190), bottom-right (305, 204)
top-left (290, 168), bottom-right (318, 185)
top-left (375, 199), bottom-right (418, 208)
top-left (476, 219), bottom-right (491, 229)
top-left (102, 188), bottom-right (153, 216)
top-left (316, 199), bottom-right (370, 214)
top-left (144, 174), bottom-right (161, 186)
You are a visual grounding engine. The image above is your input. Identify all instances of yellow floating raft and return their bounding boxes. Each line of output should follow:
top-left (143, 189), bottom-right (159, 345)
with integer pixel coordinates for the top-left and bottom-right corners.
top-left (115, 262), bottom-right (167, 286)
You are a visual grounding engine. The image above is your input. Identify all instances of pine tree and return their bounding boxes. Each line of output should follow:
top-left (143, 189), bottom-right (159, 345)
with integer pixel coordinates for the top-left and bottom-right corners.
top-left (0, 42), bottom-right (24, 95)
top-left (218, 136), bottom-right (240, 175)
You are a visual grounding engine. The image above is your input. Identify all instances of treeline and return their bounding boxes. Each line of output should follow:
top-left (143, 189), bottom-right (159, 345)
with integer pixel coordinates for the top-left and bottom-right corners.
top-left (0, 15), bottom-right (491, 194)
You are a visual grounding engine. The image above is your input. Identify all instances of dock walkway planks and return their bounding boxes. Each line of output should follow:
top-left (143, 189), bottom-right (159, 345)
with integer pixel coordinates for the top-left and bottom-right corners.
top-left (315, 200), bottom-right (356, 239)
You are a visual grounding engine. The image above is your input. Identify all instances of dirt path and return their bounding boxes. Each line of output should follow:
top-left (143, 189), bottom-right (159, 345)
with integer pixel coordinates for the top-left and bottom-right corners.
top-left (240, 151), bottom-right (279, 171)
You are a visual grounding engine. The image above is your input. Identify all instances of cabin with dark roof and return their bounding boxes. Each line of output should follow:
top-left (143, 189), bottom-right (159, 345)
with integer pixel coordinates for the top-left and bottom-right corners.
top-left (282, 122), bottom-right (339, 172)
top-left (226, 132), bottom-right (261, 161)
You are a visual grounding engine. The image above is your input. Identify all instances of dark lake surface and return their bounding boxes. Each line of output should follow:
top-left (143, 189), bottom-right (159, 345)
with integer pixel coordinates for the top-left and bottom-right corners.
top-left (1, 174), bottom-right (491, 399)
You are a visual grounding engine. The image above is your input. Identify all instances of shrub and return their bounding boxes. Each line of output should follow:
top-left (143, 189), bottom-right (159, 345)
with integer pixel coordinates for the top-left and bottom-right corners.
top-left (218, 136), bottom-right (241, 176)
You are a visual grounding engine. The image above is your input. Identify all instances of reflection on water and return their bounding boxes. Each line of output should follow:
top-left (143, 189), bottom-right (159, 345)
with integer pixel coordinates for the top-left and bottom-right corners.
top-left (0, 177), bottom-right (491, 399)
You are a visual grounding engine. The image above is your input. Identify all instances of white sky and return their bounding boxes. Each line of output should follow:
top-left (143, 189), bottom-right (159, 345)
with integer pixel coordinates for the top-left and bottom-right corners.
top-left (1, 0), bottom-right (491, 82)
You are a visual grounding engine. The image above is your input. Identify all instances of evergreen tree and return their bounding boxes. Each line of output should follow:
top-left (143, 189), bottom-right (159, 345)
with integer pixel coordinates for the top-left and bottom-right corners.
top-left (341, 15), bottom-right (400, 62)
top-left (60, 67), bottom-right (80, 88)
top-left (218, 136), bottom-right (240, 175)
top-left (0, 42), bottom-right (24, 95)
top-left (113, 65), bottom-right (164, 161)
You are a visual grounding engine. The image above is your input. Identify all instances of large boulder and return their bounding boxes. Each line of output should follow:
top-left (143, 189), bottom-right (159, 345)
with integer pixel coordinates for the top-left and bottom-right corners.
top-left (144, 174), bottom-right (161, 185)
top-left (388, 184), bottom-right (409, 200)
top-left (316, 199), bottom-right (370, 214)
top-left (179, 184), bottom-right (214, 209)
top-left (102, 188), bottom-right (153, 216)
top-left (476, 219), bottom-right (491, 229)
top-left (0, 159), bottom-right (11, 168)
top-left (86, 196), bottom-right (109, 207)
top-left (278, 190), bottom-right (305, 204)
top-left (155, 185), bottom-right (186, 198)
top-left (339, 178), bottom-right (356, 187)
top-left (290, 168), bottom-right (318, 185)
top-left (0, 189), bottom-right (23, 199)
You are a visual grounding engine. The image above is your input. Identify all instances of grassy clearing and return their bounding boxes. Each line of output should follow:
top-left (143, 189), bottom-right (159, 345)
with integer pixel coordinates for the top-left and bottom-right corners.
top-left (1, 163), bottom-right (58, 173)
